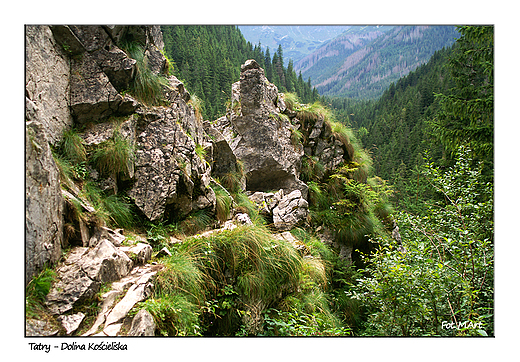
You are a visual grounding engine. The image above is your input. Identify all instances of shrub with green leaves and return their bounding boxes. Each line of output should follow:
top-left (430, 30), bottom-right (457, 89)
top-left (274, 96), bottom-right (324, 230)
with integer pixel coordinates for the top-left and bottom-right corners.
top-left (350, 147), bottom-right (494, 336)
top-left (308, 164), bottom-right (392, 249)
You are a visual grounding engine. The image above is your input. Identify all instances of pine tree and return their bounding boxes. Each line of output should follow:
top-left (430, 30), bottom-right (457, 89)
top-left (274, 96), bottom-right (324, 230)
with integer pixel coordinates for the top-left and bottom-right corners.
top-left (431, 26), bottom-right (494, 163)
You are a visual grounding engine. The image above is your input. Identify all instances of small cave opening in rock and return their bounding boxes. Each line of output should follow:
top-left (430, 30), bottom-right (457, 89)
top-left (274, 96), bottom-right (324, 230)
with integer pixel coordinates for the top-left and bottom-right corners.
top-left (245, 168), bottom-right (295, 193)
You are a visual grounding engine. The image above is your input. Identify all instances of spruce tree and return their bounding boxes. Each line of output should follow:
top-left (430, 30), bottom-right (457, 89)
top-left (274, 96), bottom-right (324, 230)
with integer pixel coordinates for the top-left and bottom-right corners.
top-left (431, 26), bottom-right (494, 163)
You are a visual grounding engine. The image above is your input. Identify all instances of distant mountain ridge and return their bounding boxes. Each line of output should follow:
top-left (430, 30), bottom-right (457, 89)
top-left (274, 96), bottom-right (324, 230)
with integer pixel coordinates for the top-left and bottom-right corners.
top-left (295, 25), bottom-right (460, 99)
top-left (295, 26), bottom-right (394, 74)
top-left (238, 25), bottom-right (351, 63)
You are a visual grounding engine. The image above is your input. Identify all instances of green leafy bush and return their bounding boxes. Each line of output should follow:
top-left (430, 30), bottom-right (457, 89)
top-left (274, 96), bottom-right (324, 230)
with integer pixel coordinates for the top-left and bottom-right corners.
top-left (350, 147), bottom-right (494, 336)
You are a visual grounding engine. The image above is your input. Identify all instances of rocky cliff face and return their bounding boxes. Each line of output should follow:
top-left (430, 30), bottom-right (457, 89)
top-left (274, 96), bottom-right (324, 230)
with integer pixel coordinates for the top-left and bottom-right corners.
top-left (25, 25), bottom-right (357, 336)
top-left (25, 121), bottom-right (64, 285)
top-left (25, 25), bottom-right (212, 282)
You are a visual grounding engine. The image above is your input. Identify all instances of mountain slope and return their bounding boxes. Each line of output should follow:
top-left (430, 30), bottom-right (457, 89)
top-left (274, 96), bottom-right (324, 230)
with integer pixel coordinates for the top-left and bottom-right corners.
top-left (297, 25), bottom-right (460, 99)
top-left (238, 25), bottom-right (351, 63)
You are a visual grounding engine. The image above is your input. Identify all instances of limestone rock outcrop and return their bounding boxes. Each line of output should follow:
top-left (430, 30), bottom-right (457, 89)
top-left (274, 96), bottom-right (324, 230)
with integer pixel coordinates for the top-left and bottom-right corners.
top-left (46, 238), bottom-right (134, 315)
top-left (45, 224), bottom-right (156, 335)
top-left (127, 309), bottom-right (156, 336)
top-left (216, 59), bottom-right (306, 194)
top-left (249, 189), bottom-right (309, 231)
top-left (25, 121), bottom-right (64, 284)
top-left (25, 26), bottom-right (73, 145)
top-left (128, 104), bottom-right (215, 221)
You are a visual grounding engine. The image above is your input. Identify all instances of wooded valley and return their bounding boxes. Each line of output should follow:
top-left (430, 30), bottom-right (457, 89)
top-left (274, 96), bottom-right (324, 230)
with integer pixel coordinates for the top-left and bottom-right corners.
top-left (25, 25), bottom-right (494, 339)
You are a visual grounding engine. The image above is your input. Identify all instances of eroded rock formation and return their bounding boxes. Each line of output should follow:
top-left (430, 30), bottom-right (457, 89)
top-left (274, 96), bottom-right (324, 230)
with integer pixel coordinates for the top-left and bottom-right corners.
top-left (25, 25), bottom-right (357, 336)
top-left (216, 59), bottom-right (306, 194)
top-left (25, 121), bottom-right (64, 285)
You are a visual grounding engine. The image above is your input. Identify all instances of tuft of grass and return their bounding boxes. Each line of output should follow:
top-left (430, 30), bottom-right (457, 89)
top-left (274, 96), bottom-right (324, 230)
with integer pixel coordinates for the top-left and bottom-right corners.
top-left (307, 181), bottom-right (328, 210)
top-left (139, 293), bottom-right (201, 336)
top-left (352, 148), bottom-right (373, 183)
top-left (282, 93), bottom-right (301, 111)
top-left (220, 171), bottom-right (243, 195)
top-left (122, 41), bottom-right (169, 106)
top-left (188, 225), bottom-right (302, 305)
top-left (211, 181), bottom-right (233, 223)
top-left (61, 128), bottom-right (87, 163)
top-left (233, 192), bottom-right (265, 225)
top-left (101, 194), bottom-right (135, 229)
top-left (91, 130), bottom-right (134, 178)
top-left (195, 143), bottom-right (208, 164)
top-left (78, 181), bottom-right (134, 228)
top-left (189, 94), bottom-right (204, 123)
top-left (160, 49), bottom-right (176, 76)
top-left (133, 247), bottom-right (208, 336)
top-left (301, 155), bottom-right (325, 183)
top-left (297, 101), bottom-right (333, 124)
top-left (290, 127), bottom-right (303, 148)
top-left (179, 209), bottom-right (213, 236)
top-left (26, 268), bottom-right (56, 318)
top-left (52, 150), bottom-right (74, 187)
top-left (155, 251), bottom-right (207, 302)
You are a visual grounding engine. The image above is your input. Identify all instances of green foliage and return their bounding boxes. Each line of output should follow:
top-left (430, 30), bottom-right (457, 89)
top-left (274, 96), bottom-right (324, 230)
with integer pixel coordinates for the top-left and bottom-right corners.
top-left (282, 92), bottom-right (301, 111)
top-left (290, 127), bottom-right (303, 148)
top-left (301, 156), bottom-right (325, 183)
top-left (174, 224), bottom-right (345, 336)
top-left (179, 209), bottom-right (213, 235)
top-left (189, 94), bottom-right (204, 122)
top-left (211, 181), bottom-right (233, 223)
top-left (350, 148), bottom-right (493, 336)
top-left (297, 101), bottom-right (332, 124)
top-left (53, 129), bottom-right (89, 186)
top-left (90, 130), bottom-right (134, 178)
top-left (26, 268), bottom-right (56, 318)
top-left (145, 221), bottom-right (177, 250)
top-left (100, 194), bottom-right (135, 229)
top-left (61, 128), bottom-right (87, 163)
top-left (139, 294), bottom-right (202, 336)
top-left (232, 192), bottom-right (265, 226)
top-left (161, 26), bottom-right (318, 121)
top-left (328, 46), bottom-right (454, 211)
top-left (52, 150), bottom-right (75, 187)
top-left (431, 26), bottom-right (494, 163)
top-left (308, 163), bottom-right (392, 248)
top-left (194, 143), bottom-right (208, 164)
top-left (260, 307), bottom-right (351, 336)
top-left (80, 181), bottom-right (134, 228)
top-left (136, 250), bottom-right (207, 336)
top-left (121, 40), bottom-right (170, 106)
